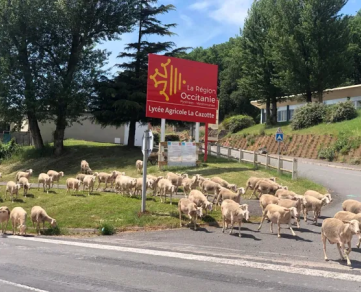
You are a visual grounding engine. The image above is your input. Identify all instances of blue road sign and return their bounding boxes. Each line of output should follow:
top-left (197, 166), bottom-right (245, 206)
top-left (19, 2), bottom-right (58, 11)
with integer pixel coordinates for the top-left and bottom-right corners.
top-left (275, 133), bottom-right (284, 142)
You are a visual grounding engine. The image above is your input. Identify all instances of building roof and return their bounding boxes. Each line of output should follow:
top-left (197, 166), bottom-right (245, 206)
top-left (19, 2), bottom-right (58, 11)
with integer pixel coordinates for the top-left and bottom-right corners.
top-left (251, 84), bottom-right (361, 110)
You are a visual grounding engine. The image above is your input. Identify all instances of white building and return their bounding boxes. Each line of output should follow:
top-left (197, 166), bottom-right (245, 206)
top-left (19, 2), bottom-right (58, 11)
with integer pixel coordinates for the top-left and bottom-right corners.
top-left (251, 84), bottom-right (361, 123)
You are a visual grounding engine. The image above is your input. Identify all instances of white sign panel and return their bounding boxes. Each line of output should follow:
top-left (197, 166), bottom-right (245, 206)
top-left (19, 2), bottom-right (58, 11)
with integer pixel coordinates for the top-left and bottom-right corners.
top-left (168, 141), bottom-right (197, 167)
top-left (168, 142), bottom-right (182, 166)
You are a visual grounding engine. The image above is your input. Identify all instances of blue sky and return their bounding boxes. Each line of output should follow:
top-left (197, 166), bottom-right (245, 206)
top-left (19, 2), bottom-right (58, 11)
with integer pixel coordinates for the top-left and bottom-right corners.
top-left (98, 0), bottom-right (361, 75)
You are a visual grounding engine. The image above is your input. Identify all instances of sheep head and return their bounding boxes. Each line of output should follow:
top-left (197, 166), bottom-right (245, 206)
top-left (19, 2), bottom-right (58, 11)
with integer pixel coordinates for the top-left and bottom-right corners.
top-left (19, 224), bottom-right (26, 235)
top-left (325, 193), bottom-right (332, 202)
top-left (26, 183), bottom-right (31, 190)
top-left (321, 196), bottom-right (330, 206)
top-left (206, 201), bottom-right (213, 212)
top-left (237, 187), bottom-right (246, 195)
top-left (229, 184), bottom-right (238, 192)
top-left (290, 206), bottom-right (298, 218)
top-left (59, 171), bottom-right (64, 177)
top-left (50, 219), bottom-right (57, 227)
top-left (345, 219), bottom-right (360, 235)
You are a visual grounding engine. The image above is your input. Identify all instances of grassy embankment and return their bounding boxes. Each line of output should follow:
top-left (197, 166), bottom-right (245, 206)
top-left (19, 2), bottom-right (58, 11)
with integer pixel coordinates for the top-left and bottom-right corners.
top-left (0, 139), bottom-right (326, 233)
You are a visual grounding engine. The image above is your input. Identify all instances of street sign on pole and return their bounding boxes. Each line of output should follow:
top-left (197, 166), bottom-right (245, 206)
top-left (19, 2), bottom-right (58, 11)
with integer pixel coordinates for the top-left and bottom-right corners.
top-left (141, 129), bottom-right (152, 213)
top-left (275, 128), bottom-right (283, 157)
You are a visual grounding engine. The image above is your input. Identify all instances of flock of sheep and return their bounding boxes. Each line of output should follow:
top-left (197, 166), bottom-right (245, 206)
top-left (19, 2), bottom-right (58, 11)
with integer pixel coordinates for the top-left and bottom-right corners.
top-left (1, 159), bottom-right (361, 266)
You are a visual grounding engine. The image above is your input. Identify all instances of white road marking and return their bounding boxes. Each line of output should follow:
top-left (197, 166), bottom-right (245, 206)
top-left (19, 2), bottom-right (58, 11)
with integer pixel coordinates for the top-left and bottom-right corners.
top-left (9, 236), bottom-right (361, 283)
top-left (0, 279), bottom-right (49, 292)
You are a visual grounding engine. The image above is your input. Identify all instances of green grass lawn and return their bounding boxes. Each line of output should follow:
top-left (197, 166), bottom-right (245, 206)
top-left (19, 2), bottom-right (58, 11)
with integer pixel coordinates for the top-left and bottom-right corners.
top-left (0, 139), bottom-right (326, 234)
top-left (233, 110), bottom-right (361, 137)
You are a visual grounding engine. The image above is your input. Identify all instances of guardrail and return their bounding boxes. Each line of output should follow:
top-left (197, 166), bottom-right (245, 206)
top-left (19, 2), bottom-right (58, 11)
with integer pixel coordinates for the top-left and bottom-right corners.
top-left (204, 143), bottom-right (298, 180)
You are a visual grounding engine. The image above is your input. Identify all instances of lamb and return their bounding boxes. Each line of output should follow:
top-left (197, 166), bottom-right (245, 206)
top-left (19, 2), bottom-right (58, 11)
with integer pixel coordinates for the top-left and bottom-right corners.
top-left (178, 198), bottom-right (203, 230)
top-left (215, 187), bottom-right (246, 206)
top-left (250, 180), bottom-right (286, 199)
top-left (0, 206), bottom-right (10, 234)
top-left (275, 189), bottom-right (298, 200)
top-left (188, 190), bottom-right (213, 214)
top-left (200, 180), bottom-right (222, 202)
top-left (96, 171), bottom-right (118, 191)
top-left (31, 206), bottom-right (57, 235)
top-left (38, 173), bottom-right (53, 194)
top-left (5, 181), bottom-right (21, 202)
top-left (80, 160), bottom-right (90, 173)
top-left (245, 177), bottom-right (276, 193)
top-left (302, 195), bottom-right (329, 225)
top-left (18, 177), bottom-right (31, 197)
top-left (157, 178), bottom-right (177, 204)
top-left (259, 194), bottom-right (279, 213)
top-left (342, 199), bottom-right (361, 214)
top-left (181, 175), bottom-right (200, 197)
top-left (136, 160), bottom-right (143, 173)
top-left (334, 211), bottom-right (361, 248)
top-left (258, 204), bottom-right (298, 238)
top-left (115, 175), bottom-right (137, 196)
top-left (304, 190), bottom-right (332, 203)
top-left (278, 198), bottom-right (302, 228)
top-left (221, 199), bottom-right (250, 237)
top-left (46, 170), bottom-right (64, 188)
top-left (321, 218), bottom-right (360, 266)
top-left (82, 175), bottom-right (97, 196)
top-left (66, 178), bottom-right (82, 194)
top-left (15, 169), bottom-right (33, 182)
top-left (211, 177), bottom-right (237, 192)
top-left (10, 207), bottom-right (27, 235)
top-left (76, 173), bottom-right (86, 183)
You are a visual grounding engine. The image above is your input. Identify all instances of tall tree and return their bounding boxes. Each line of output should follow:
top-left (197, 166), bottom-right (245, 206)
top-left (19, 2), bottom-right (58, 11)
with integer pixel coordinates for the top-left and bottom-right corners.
top-left (239, 0), bottom-right (283, 125)
top-left (91, 0), bottom-right (188, 147)
top-left (272, 0), bottom-right (350, 102)
top-left (349, 10), bottom-right (361, 85)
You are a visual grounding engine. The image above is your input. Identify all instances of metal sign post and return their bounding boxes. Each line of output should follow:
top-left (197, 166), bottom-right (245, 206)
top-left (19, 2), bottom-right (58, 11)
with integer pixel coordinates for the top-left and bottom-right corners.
top-left (141, 130), bottom-right (153, 213)
top-left (275, 128), bottom-right (284, 156)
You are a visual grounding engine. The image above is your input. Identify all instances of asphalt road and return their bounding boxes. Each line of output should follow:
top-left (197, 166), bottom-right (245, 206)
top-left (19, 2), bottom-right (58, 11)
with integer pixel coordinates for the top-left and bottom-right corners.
top-left (1, 159), bottom-right (361, 291)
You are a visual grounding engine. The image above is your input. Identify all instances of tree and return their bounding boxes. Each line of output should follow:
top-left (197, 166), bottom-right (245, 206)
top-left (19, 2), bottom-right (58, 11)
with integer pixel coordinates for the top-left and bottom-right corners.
top-left (272, 0), bottom-right (350, 102)
top-left (91, 0), bottom-right (188, 147)
top-left (239, 0), bottom-right (283, 125)
top-left (349, 10), bottom-right (361, 85)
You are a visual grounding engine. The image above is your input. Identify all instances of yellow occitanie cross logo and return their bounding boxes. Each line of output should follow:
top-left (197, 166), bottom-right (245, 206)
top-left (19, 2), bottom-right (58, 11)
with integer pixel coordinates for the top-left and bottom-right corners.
top-left (150, 58), bottom-right (186, 101)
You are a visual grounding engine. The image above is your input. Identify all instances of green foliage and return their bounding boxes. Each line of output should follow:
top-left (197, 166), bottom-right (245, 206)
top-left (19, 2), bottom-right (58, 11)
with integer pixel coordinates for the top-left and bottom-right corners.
top-left (43, 226), bottom-right (61, 236)
top-left (99, 222), bottom-right (115, 235)
top-left (318, 147), bottom-right (335, 161)
top-left (291, 103), bottom-right (326, 130)
top-left (324, 101), bottom-right (358, 123)
top-left (153, 132), bottom-right (160, 145)
top-left (223, 115), bottom-right (255, 133)
top-left (165, 134), bottom-right (180, 141)
top-left (0, 139), bottom-right (20, 160)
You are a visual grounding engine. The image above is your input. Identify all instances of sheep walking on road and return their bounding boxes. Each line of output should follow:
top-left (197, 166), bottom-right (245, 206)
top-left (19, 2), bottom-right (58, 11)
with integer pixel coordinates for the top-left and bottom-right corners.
top-left (66, 178), bottom-right (82, 194)
top-left (47, 170), bottom-right (64, 188)
top-left (221, 200), bottom-right (249, 237)
top-left (178, 198), bottom-right (203, 231)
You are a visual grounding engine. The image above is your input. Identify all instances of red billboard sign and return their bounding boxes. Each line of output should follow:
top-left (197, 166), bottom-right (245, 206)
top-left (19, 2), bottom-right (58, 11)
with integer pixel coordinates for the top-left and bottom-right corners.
top-left (146, 54), bottom-right (218, 123)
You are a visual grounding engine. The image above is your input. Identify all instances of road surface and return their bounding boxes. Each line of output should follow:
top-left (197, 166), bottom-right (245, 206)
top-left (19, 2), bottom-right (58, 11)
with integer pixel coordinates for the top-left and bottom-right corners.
top-left (1, 159), bottom-right (361, 291)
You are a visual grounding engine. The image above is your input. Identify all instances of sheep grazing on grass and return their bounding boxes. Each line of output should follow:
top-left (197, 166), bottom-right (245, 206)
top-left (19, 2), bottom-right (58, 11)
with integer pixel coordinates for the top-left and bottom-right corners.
top-left (82, 175), bottom-right (97, 196)
top-left (157, 178), bottom-right (177, 204)
top-left (80, 160), bottom-right (90, 174)
top-left (136, 160), bottom-right (143, 173)
top-left (46, 170), bottom-right (64, 188)
top-left (221, 200), bottom-right (249, 237)
top-left (342, 199), bottom-right (361, 214)
top-left (115, 176), bottom-right (137, 196)
top-left (15, 169), bottom-right (33, 182)
top-left (200, 180), bottom-right (222, 202)
top-left (0, 206), bottom-right (10, 234)
top-left (258, 204), bottom-right (298, 238)
top-left (31, 206), bottom-right (57, 235)
top-left (178, 198), bottom-right (203, 231)
top-left (334, 211), bottom-right (361, 248)
top-left (38, 173), bottom-right (53, 194)
top-left (215, 187), bottom-right (245, 206)
top-left (10, 207), bottom-right (27, 236)
top-left (188, 190), bottom-right (213, 214)
top-left (245, 177), bottom-right (276, 194)
top-left (76, 173), bottom-right (86, 183)
top-left (133, 177), bottom-right (153, 197)
top-left (302, 195), bottom-right (329, 225)
top-left (166, 172), bottom-right (184, 196)
top-left (18, 177), bottom-right (31, 197)
top-left (5, 181), bottom-right (21, 202)
top-left (96, 171), bottom-right (118, 191)
top-left (278, 198), bottom-right (302, 228)
top-left (147, 176), bottom-right (163, 196)
top-left (66, 178), bottom-right (82, 194)
top-left (321, 218), bottom-right (360, 266)
top-left (211, 177), bottom-right (237, 192)
top-left (181, 175), bottom-right (200, 198)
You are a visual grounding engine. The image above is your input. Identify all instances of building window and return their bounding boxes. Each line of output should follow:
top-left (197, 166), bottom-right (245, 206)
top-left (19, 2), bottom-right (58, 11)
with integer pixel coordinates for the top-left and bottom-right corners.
top-left (277, 110), bottom-right (287, 122)
top-left (289, 109), bottom-right (295, 120)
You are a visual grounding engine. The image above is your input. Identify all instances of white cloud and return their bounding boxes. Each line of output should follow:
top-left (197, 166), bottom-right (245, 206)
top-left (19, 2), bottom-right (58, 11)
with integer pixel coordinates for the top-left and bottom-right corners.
top-left (179, 14), bottom-right (193, 27)
top-left (189, 1), bottom-right (212, 11)
top-left (209, 0), bottom-right (252, 26)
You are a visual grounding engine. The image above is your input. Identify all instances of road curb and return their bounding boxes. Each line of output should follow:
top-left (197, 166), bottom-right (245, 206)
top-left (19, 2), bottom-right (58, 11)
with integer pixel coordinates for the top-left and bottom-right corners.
top-left (300, 160), bottom-right (361, 172)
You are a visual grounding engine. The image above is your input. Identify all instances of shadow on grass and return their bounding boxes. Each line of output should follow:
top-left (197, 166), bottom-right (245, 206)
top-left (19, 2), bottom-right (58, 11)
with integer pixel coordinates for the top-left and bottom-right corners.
top-left (71, 194), bottom-right (86, 197)
top-left (25, 194), bottom-right (35, 198)
top-left (13, 198), bottom-right (25, 203)
top-left (89, 193), bottom-right (102, 196)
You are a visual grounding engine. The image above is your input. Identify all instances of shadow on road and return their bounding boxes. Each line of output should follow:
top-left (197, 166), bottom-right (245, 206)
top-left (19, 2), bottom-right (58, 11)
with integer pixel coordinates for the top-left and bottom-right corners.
top-left (297, 227), bottom-right (321, 234)
top-left (229, 232), bottom-right (262, 241)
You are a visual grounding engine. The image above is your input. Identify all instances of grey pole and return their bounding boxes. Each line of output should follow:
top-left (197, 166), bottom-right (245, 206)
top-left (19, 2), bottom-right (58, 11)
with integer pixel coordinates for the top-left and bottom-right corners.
top-left (141, 130), bottom-right (149, 213)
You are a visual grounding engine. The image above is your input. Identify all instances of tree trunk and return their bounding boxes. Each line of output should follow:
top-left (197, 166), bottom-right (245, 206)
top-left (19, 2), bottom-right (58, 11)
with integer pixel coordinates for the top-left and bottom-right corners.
top-left (266, 98), bottom-right (271, 125)
top-left (306, 90), bottom-right (312, 103)
top-left (54, 114), bottom-right (67, 156)
top-left (27, 113), bottom-right (44, 149)
top-left (127, 120), bottom-right (136, 147)
top-left (271, 97), bottom-right (277, 125)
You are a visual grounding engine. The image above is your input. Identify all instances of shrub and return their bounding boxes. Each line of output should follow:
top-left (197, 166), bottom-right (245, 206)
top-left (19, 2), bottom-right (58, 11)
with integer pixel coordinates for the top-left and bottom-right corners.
top-left (222, 115), bottom-right (255, 133)
top-left (153, 132), bottom-right (160, 145)
top-left (0, 138), bottom-right (21, 160)
top-left (165, 134), bottom-right (180, 141)
top-left (318, 147), bottom-right (335, 161)
top-left (259, 127), bottom-right (266, 136)
top-left (99, 222), bottom-right (115, 235)
top-left (291, 103), bottom-right (325, 130)
top-left (324, 101), bottom-right (358, 123)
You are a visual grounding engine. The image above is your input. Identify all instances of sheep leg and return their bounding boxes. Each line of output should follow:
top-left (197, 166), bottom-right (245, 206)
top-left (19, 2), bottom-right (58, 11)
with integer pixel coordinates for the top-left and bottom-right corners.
top-left (303, 208), bottom-right (307, 222)
top-left (248, 188), bottom-right (256, 200)
top-left (238, 220), bottom-right (242, 237)
top-left (95, 181), bottom-right (101, 191)
top-left (257, 214), bottom-right (266, 231)
top-left (342, 242), bottom-right (352, 266)
top-left (38, 182), bottom-right (40, 191)
top-left (322, 233), bottom-right (328, 261)
top-left (289, 222), bottom-right (296, 236)
top-left (229, 220), bottom-right (234, 235)
top-left (270, 222), bottom-right (274, 234)
top-left (170, 191), bottom-right (172, 205)
top-left (193, 215), bottom-right (197, 231)
top-left (357, 235), bottom-right (361, 248)
top-left (222, 216), bottom-right (225, 233)
top-left (179, 208), bottom-right (182, 227)
top-left (336, 243), bottom-right (345, 261)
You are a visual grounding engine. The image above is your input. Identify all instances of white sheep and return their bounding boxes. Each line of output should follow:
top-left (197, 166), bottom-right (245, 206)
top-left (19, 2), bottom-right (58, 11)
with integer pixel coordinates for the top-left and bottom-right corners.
top-left (342, 199), bottom-right (361, 214)
top-left (215, 187), bottom-right (246, 206)
top-left (302, 195), bottom-right (329, 225)
top-left (115, 175), bottom-right (137, 196)
top-left (31, 206), bottom-right (57, 235)
top-left (46, 170), bottom-right (64, 188)
top-left (321, 218), bottom-right (360, 266)
top-left (96, 171), bottom-right (118, 191)
top-left (83, 175), bottom-right (97, 196)
top-left (147, 176), bottom-right (163, 196)
top-left (80, 160), bottom-right (90, 173)
top-left (188, 190), bottom-right (213, 214)
top-left (10, 207), bottom-right (27, 235)
top-left (5, 181), bottom-right (21, 202)
top-left (136, 160), bottom-right (143, 173)
top-left (211, 177), bottom-right (237, 192)
top-left (178, 198), bottom-right (203, 230)
top-left (15, 169), bottom-right (33, 182)
top-left (304, 190), bottom-right (332, 203)
top-left (221, 199), bottom-right (250, 237)
top-left (66, 178), bottom-right (82, 194)
top-left (275, 189), bottom-right (298, 200)
top-left (334, 211), bottom-right (361, 248)
top-left (133, 177), bottom-right (153, 196)
top-left (157, 178), bottom-right (177, 204)
top-left (76, 173), bottom-right (86, 183)
top-left (181, 175), bottom-right (200, 197)
top-left (166, 172), bottom-right (184, 196)
top-left (259, 194), bottom-right (279, 213)
top-left (258, 204), bottom-right (298, 238)
top-left (249, 179), bottom-right (285, 199)
top-left (278, 198), bottom-right (302, 228)
top-left (0, 206), bottom-right (10, 234)
top-left (18, 177), bottom-right (31, 197)
top-left (200, 180), bottom-right (222, 202)
top-left (38, 173), bottom-right (53, 194)
top-left (245, 177), bottom-right (276, 193)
